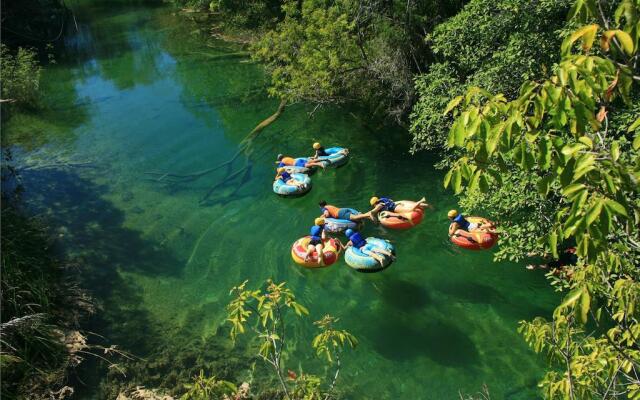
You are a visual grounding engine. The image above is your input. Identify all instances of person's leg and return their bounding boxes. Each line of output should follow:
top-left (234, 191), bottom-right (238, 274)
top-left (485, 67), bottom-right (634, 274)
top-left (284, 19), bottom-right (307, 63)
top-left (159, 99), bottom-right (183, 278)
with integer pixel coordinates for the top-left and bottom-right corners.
top-left (373, 248), bottom-right (393, 257)
top-left (305, 244), bottom-right (314, 261)
top-left (370, 252), bottom-right (385, 266)
top-left (349, 212), bottom-right (371, 222)
top-left (316, 244), bottom-right (324, 265)
top-left (306, 160), bottom-right (326, 169)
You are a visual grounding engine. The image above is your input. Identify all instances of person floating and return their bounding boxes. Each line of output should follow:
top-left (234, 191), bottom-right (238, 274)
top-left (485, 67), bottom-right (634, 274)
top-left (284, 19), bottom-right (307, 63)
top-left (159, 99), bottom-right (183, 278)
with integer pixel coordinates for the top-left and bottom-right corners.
top-left (368, 196), bottom-right (429, 222)
top-left (309, 142), bottom-right (348, 160)
top-left (447, 209), bottom-right (495, 235)
top-left (319, 200), bottom-right (370, 222)
top-left (275, 167), bottom-right (305, 189)
top-left (305, 217), bottom-right (326, 264)
top-left (342, 229), bottom-right (394, 267)
top-left (276, 154), bottom-right (326, 169)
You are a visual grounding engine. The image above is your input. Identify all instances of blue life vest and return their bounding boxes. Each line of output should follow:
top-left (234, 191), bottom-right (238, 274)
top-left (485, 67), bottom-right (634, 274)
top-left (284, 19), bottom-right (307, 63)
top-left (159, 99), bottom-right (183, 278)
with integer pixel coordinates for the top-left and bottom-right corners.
top-left (349, 231), bottom-right (367, 249)
top-left (310, 225), bottom-right (323, 241)
top-left (453, 214), bottom-right (470, 231)
top-left (279, 171), bottom-right (292, 182)
top-left (378, 197), bottom-right (396, 212)
top-left (278, 161), bottom-right (286, 168)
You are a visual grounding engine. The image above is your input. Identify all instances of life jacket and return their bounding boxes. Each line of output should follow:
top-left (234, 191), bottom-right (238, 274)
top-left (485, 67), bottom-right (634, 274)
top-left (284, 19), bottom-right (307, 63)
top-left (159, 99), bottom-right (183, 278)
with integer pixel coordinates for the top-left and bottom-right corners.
top-left (349, 231), bottom-right (367, 249)
top-left (279, 171), bottom-right (292, 182)
top-left (321, 205), bottom-right (340, 218)
top-left (378, 197), bottom-right (396, 212)
top-left (453, 214), bottom-right (470, 231)
top-left (310, 225), bottom-right (323, 241)
top-left (317, 147), bottom-right (328, 157)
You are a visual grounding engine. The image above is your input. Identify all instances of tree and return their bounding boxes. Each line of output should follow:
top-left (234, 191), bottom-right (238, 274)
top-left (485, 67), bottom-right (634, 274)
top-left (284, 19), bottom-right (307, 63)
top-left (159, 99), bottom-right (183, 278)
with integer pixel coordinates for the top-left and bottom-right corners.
top-left (252, 0), bottom-right (464, 121)
top-left (227, 280), bottom-right (357, 400)
top-left (442, 0), bottom-right (640, 397)
top-left (410, 0), bottom-right (573, 151)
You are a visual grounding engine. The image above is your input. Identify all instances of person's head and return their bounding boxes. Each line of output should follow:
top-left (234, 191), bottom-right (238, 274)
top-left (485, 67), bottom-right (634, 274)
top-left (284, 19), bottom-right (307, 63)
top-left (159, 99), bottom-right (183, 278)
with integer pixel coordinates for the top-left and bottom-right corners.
top-left (277, 167), bottom-right (285, 174)
top-left (277, 154), bottom-right (284, 161)
top-left (369, 196), bottom-right (379, 206)
top-left (314, 217), bottom-right (325, 226)
top-left (318, 200), bottom-right (327, 208)
top-left (313, 142), bottom-right (321, 150)
top-left (345, 228), bottom-right (354, 237)
top-left (447, 209), bottom-right (458, 220)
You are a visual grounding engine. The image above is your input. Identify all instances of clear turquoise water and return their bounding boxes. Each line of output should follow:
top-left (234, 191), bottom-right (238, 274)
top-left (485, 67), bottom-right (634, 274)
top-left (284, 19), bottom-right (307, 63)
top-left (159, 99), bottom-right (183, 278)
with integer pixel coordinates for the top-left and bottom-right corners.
top-left (4, 1), bottom-right (558, 398)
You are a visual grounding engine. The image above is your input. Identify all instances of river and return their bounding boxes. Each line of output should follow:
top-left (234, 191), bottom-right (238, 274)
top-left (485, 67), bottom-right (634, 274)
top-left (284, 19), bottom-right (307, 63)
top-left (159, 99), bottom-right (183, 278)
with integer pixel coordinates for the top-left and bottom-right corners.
top-left (3, 0), bottom-right (558, 398)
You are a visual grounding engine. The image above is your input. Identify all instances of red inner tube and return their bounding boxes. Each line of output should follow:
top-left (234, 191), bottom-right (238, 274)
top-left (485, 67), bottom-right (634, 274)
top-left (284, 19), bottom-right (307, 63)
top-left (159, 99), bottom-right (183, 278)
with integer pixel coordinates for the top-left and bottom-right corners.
top-left (379, 209), bottom-right (424, 230)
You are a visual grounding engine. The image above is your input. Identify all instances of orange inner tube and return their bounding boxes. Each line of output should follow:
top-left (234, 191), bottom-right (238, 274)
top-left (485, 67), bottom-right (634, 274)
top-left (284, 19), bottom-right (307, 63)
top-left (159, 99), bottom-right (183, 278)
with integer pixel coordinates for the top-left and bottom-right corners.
top-left (291, 236), bottom-right (341, 268)
top-left (379, 208), bottom-right (424, 230)
top-left (450, 217), bottom-right (498, 250)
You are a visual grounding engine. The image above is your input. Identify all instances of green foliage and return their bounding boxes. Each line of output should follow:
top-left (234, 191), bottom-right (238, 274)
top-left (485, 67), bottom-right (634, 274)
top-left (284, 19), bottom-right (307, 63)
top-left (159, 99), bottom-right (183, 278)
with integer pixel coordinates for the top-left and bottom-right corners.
top-left (251, 0), bottom-right (363, 105)
top-left (410, 0), bottom-right (572, 151)
top-left (0, 44), bottom-right (42, 109)
top-left (251, 0), bottom-right (464, 120)
top-left (311, 315), bottom-right (358, 363)
top-left (210, 0), bottom-right (283, 28)
top-left (442, 0), bottom-right (640, 397)
top-left (226, 280), bottom-right (356, 400)
top-left (180, 370), bottom-right (238, 400)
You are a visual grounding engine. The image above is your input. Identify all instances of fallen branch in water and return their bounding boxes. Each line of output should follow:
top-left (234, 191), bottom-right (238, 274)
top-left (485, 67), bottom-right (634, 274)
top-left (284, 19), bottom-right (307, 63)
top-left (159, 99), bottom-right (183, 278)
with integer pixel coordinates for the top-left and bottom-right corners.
top-left (145, 99), bottom-right (286, 203)
top-left (22, 161), bottom-right (95, 171)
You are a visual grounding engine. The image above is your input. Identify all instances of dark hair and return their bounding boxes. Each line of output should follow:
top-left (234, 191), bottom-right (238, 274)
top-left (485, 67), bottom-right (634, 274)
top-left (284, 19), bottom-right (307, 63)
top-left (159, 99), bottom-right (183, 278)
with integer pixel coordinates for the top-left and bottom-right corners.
top-left (318, 200), bottom-right (327, 207)
top-left (277, 154), bottom-right (284, 161)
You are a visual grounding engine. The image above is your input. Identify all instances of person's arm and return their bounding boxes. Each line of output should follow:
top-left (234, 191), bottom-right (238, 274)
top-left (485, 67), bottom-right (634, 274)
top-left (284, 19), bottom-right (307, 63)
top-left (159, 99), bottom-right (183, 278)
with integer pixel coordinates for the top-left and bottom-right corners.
top-left (321, 229), bottom-right (327, 240)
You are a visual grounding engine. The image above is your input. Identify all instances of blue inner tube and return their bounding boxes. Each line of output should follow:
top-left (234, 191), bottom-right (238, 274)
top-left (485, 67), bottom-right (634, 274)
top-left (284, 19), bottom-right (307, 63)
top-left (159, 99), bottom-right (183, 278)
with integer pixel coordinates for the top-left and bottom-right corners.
top-left (316, 147), bottom-right (349, 168)
top-left (324, 208), bottom-right (362, 233)
top-left (345, 237), bottom-right (395, 273)
top-left (273, 173), bottom-right (311, 196)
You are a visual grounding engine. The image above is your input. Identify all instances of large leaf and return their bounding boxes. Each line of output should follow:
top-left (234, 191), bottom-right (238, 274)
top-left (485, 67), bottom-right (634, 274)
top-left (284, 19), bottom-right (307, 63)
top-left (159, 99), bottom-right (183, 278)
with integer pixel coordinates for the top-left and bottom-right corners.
top-left (562, 24), bottom-right (599, 56)
top-left (443, 95), bottom-right (463, 115)
top-left (585, 199), bottom-right (604, 226)
top-left (578, 287), bottom-right (591, 324)
top-left (559, 288), bottom-right (583, 310)
top-left (604, 199), bottom-right (628, 217)
top-left (601, 29), bottom-right (635, 55)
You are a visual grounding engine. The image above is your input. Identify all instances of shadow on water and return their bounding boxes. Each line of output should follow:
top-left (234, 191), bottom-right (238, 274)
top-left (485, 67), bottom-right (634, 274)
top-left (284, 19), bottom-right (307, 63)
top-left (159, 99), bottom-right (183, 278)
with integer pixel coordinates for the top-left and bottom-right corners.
top-left (369, 310), bottom-right (480, 368)
top-left (17, 167), bottom-right (185, 350)
top-left (378, 279), bottom-right (432, 311)
top-left (438, 280), bottom-right (507, 305)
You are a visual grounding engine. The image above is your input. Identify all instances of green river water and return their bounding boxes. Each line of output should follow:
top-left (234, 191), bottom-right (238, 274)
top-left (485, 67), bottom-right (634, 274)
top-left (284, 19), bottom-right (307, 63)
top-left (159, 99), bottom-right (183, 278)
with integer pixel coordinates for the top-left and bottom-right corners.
top-left (3, 1), bottom-right (560, 398)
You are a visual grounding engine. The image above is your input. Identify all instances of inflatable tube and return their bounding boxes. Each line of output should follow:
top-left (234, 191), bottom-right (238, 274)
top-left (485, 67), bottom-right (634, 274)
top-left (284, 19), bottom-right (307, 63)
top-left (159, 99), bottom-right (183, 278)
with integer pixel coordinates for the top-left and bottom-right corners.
top-left (379, 202), bottom-right (424, 230)
top-left (291, 236), bottom-right (341, 268)
top-left (273, 173), bottom-right (311, 196)
top-left (316, 147), bottom-right (349, 168)
top-left (325, 218), bottom-right (361, 233)
top-left (450, 217), bottom-right (498, 250)
top-left (324, 208), bottom-right (363, 233)
top-left (345, 237), bottom-right (395, 273)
